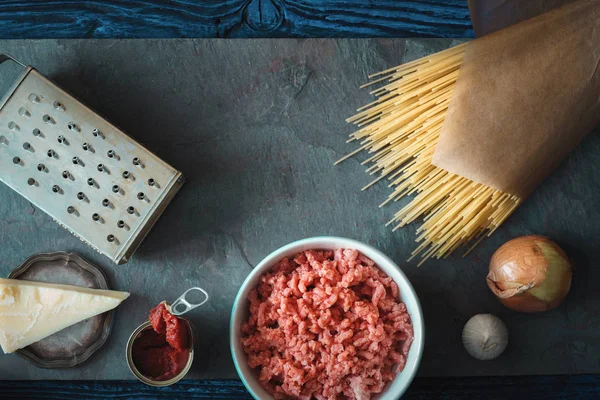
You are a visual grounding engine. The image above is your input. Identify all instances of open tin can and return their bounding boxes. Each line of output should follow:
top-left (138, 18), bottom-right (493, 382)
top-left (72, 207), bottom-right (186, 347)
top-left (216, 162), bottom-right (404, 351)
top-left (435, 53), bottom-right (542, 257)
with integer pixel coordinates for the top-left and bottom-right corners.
top-left (126, 318), bottom-right (196, 387)
top-left (125, 287), bottom-right (208, 387)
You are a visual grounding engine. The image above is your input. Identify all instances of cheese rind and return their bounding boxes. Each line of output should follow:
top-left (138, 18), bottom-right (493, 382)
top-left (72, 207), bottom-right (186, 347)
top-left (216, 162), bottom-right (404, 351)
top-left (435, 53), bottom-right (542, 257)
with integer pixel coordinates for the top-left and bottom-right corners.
top-left (0, 278), bottom-right (129, 354)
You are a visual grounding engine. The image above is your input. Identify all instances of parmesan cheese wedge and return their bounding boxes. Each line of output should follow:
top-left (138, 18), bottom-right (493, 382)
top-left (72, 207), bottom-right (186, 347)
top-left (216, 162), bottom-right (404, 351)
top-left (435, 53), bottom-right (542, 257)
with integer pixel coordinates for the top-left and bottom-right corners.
top-left (0, 278), bottom-right (129, 354)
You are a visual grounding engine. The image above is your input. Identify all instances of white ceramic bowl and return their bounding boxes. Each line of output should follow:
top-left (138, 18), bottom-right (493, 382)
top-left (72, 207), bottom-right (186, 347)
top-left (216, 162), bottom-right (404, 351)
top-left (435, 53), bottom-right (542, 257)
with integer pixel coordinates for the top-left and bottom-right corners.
top-left (230, 236), bottom-right (424, 400)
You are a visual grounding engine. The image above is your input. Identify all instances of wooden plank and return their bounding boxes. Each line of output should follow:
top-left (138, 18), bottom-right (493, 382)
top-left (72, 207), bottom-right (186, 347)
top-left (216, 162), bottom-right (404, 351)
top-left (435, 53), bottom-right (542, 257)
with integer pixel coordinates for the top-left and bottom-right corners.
top-left (0, 380), bottom-right (253, 399)
top-left (0, 0), bottom-right (473, 38)
top-left (2, 376), bottom-right (600, 399)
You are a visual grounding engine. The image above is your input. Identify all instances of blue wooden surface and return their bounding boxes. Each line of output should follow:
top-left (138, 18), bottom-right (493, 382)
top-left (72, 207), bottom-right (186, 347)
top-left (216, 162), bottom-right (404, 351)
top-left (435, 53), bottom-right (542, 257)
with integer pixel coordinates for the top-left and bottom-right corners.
top-left (0, 0), bottom-right (474, 38)
top-left (2, 376), bottom-right (600, 399)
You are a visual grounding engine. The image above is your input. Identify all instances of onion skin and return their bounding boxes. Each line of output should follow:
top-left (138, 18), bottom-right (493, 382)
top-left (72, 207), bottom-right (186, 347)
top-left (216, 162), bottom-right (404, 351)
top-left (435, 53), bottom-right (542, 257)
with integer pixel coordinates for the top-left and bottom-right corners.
top-left (487, 236), bottom-right (572, 313)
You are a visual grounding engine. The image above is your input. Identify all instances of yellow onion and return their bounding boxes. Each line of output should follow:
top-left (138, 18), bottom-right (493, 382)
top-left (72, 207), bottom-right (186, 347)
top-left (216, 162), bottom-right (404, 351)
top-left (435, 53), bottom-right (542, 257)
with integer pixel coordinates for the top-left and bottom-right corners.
top-left (487, 235), bottom-right (572, 313)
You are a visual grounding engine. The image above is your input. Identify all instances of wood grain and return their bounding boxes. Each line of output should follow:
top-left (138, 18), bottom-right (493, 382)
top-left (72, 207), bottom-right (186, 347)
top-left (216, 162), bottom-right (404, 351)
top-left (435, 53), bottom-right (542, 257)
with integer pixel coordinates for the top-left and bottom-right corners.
top-left (0, 0), bottom-right (474, 38)
top-left (2, 376), bottom-right (600, 399)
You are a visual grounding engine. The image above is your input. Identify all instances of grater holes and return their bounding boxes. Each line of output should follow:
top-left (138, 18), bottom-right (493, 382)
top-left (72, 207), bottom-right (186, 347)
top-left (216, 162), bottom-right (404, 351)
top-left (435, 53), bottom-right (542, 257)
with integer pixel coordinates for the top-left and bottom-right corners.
top-left (97, 163), bottom-right (110, 174)
top-left (27, 178), bottom-right (36, 186)
top-left (127, 206), bottom-right (137, 215)
top-left (117, 220), bottom-right (127, 229)
top-left (13, 156), bottom-right (22, 165)
top-left (18, 107), bottom-right (31, 118)
top-left (47, 149), bottom-right (58, 159)
top-left (82, 142), bottom-right (94, 152)
top-left (57, 136), bottom-right (68, 145)
top-left (37, 163), bottom-right (47, 172)
top-left (32, 128), bottom-right (43, 138)
top-left (112, 185), bottom-right (124, 195)
top-left (52, 185), bottom-right (62, 194)
top-left (92, 213), bottom-right (104, 223)
top-left (138, 192), bottom-right (149, 203)
top-left (67, 206), bottom-right (78, 216)
top-left (132, 157), bottom-right (144, 168)
top-left (8, 121), bottom-right (19, 131)
top-left (107, 234), bottom-right (119, 244)
top-left (28, 93), bottom-right (40, 103)
top-left (62, 170), bottom-right (73, 180)
top-left (53, 101), bottom-right (65, 112)
top-left (77, 192), bottom-right (87, 202)
top-left (107, 150), bottom-right (119, 160)
top-left (72, 156), bottom-right (84, 166)
top-left (87, 178), bottom-right (98, 188)
top-left (23, 142), bottom-right (33, 152)
top-left (102, 198), bottom-right (112, 208)
top-left (43, 114), bottom-right (55, 125)
top-left (92, 129), bottom-right (105, 139)
top-left (122, 171), bottom-right (133, 180)
top-left (68, 122), bottom-right (80, 132)
top-left (0, 135), bottom-right (7, 145)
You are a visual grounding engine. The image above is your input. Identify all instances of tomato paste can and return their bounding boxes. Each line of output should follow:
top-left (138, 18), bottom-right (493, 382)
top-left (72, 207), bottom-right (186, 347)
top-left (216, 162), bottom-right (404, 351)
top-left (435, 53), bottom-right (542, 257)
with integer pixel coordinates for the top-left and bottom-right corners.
top-left (126, 318), bottom-right (196, 387)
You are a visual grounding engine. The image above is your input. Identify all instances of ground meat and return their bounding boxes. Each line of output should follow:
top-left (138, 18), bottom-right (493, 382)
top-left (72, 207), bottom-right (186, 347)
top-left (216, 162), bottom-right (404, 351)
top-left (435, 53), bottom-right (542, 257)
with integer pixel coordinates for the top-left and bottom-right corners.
top-left (241, 249), bottom-right (414, 400)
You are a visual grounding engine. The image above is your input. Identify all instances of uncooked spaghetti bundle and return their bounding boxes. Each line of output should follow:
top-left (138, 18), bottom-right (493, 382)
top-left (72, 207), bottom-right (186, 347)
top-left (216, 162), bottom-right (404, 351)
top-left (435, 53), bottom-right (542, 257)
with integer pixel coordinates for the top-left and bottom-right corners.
top-left (338, 0), bottom-right (600, 265)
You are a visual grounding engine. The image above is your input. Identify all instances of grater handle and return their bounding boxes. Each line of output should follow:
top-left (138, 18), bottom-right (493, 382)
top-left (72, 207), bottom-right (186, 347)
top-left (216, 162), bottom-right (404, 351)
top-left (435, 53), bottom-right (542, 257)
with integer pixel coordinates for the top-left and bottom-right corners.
top-left (0, 54), bottom-right (26, 68)
top-left (0, 54), bottom-right (28, 111)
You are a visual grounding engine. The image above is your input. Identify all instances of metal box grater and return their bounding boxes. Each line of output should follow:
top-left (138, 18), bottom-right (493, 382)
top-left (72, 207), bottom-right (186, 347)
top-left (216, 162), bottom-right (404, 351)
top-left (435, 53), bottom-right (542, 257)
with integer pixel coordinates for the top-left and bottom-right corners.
top-left (0, 55), bottom-right (184, 264)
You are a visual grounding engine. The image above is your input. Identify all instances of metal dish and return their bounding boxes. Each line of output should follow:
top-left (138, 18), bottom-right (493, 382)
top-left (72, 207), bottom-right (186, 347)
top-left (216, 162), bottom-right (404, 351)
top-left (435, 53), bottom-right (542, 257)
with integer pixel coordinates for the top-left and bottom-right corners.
top-left (8, 251), bottom-right (116, 368)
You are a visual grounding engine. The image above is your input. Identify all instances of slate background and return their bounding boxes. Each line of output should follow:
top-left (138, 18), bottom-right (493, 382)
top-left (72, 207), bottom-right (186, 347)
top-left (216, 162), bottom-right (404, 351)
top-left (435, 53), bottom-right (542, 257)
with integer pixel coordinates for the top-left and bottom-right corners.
top-left (0, 39), bottom-right (599, 381)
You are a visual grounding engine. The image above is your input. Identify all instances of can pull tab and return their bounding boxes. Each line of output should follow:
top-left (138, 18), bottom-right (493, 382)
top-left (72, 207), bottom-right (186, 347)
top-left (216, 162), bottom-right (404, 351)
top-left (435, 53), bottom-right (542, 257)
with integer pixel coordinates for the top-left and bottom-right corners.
top-left (169, 287), bottom-right (209, 316)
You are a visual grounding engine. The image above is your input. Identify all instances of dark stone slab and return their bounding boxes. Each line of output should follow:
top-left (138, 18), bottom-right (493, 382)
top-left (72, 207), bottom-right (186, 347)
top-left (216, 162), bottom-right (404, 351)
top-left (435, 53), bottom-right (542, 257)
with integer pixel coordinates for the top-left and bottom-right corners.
top-left (0, 39), bottom-right (597, 380)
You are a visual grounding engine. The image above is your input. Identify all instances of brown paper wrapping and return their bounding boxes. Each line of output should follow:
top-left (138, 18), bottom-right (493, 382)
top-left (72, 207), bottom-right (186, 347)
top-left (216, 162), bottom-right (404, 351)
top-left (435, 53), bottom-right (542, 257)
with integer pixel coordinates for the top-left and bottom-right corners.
top-left (432, 0), bottom-right (600, 198)
top-left (468, 0), bottom-right (577, 36)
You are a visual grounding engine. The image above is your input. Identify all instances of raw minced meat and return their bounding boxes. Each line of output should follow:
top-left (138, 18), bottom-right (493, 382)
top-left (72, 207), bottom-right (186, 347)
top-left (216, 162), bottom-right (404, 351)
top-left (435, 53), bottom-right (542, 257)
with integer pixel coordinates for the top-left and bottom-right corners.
top-left (241, 249), bottom-right (414, 400)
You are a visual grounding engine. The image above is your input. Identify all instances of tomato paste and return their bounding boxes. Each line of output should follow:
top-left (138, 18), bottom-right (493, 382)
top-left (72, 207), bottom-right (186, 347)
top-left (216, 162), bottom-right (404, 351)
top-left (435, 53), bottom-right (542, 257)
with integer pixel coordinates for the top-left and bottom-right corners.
top-left (149, 302), bottom-right (189, 350)
top-left (132, 302), bottom-right (190, 381)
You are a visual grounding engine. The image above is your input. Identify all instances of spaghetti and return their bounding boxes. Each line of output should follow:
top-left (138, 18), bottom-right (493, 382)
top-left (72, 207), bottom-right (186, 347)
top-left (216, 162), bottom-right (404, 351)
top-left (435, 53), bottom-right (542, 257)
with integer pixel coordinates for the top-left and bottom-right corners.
top-left (337, 43), bottom-right (522, 265)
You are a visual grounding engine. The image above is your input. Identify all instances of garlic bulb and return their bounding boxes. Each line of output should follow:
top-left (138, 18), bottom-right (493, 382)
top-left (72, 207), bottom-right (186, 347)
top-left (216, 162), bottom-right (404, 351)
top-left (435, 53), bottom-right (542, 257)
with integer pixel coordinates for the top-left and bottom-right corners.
top-left (462, 314), bottom-right (508, 360)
